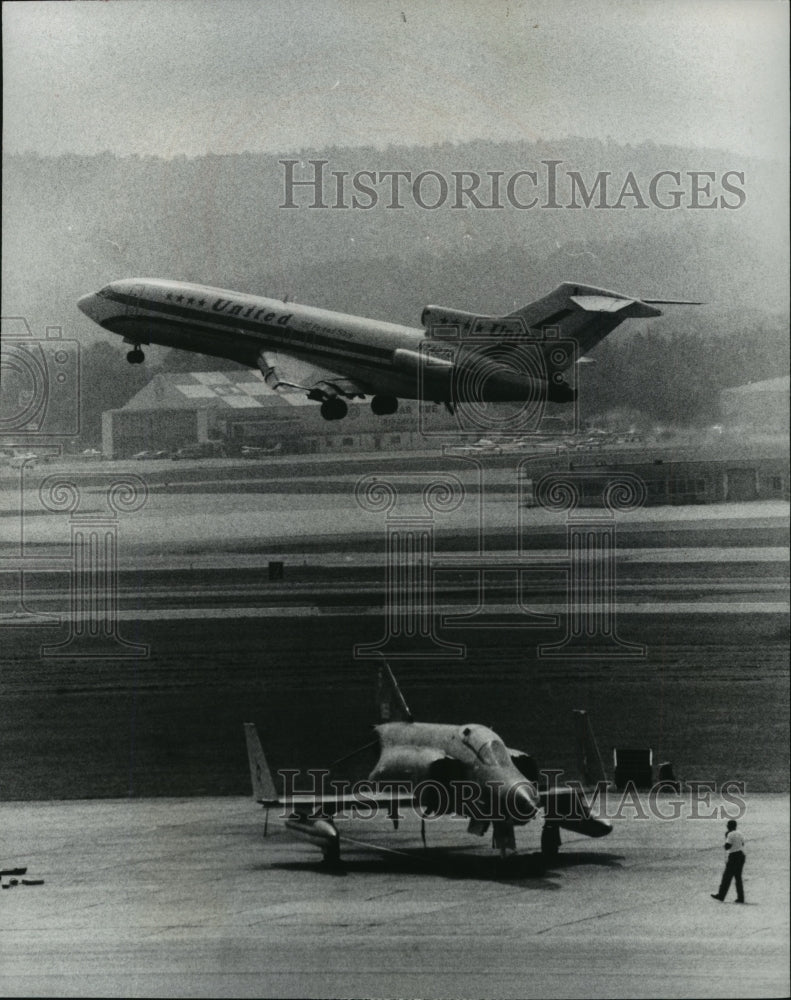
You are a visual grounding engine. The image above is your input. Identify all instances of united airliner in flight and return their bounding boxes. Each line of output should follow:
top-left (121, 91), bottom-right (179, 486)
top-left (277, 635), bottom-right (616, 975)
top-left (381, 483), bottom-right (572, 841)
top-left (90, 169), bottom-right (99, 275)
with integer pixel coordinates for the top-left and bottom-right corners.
top-left (78, 279), bottom-right (695, 421)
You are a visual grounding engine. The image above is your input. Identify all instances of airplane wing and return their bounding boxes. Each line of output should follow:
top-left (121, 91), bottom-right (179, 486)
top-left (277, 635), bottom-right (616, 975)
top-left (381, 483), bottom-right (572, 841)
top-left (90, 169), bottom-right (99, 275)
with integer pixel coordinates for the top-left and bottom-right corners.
top-left (258, 350), bottom-right (367, 400)
top-left (260, 789), bottom-right (418, 818)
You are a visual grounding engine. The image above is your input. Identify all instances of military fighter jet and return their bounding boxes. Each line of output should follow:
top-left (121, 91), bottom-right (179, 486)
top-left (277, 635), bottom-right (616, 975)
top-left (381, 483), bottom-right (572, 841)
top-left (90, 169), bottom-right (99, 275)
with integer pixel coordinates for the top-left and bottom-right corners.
top-left (244, 662), bottom-right (611, 865)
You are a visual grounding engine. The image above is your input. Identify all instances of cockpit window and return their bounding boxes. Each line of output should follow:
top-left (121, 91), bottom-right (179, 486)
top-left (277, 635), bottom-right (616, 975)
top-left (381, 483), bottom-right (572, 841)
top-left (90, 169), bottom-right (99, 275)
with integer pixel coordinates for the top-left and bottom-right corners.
top-left (480, 739), bottom-right (510, 767)
top-left (461, 727), bottom-right (510, 767)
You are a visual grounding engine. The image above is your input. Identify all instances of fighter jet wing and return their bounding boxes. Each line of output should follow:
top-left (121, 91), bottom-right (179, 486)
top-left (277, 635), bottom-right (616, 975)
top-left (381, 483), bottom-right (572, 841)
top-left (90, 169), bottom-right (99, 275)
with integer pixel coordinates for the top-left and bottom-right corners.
top-left (259, 788), bottom-right (418, 818)
top-left (257, 349), bottom-right (367, 400)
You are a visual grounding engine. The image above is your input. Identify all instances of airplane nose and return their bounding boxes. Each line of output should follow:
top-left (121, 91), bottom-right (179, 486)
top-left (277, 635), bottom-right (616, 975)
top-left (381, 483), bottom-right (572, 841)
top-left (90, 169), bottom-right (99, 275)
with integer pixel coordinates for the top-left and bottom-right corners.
top-left (77, 293), bottom-right (98, 320)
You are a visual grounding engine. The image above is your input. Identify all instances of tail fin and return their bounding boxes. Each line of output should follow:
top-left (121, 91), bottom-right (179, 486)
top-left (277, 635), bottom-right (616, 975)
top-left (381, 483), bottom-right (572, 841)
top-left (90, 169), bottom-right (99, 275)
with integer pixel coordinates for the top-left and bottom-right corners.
top-left (423, 282), bottom-right (683, 372)
top-left (243, 723), bottom-right (279, 803)
top-left (505, 282), bottom-right (665, 362)
top-left (572, 709), bottom-right (609, 787)
top-left (376, 658), bottom-right (413, 723)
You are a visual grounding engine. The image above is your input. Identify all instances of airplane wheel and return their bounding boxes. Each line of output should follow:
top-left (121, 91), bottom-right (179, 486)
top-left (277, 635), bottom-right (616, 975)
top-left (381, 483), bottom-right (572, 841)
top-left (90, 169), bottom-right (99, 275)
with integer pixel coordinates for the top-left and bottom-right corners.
top-left (126, 347), bottom-right (145, 365)
top-left (320, 398), bottom-right (348, 421)
top-left (541, 823), bottom-right (561, 858)
top-left (321, 840), bottom-right (341, 866)
top-left (371, 394), bottom-right (398, 416)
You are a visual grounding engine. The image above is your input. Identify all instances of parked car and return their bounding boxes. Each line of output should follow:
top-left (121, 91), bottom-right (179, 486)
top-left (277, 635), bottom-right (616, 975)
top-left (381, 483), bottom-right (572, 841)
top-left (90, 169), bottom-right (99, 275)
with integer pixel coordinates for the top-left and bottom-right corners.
top-left (172, 442), bottom-right (227, 460)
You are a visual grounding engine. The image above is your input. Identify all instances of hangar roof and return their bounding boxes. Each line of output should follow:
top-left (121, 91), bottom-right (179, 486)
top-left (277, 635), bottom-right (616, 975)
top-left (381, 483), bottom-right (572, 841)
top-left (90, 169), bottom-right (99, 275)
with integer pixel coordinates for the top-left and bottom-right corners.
top-left (721, 375), bottom-right (789, 397)
top-left (121, 371), bottom-right (313, 411)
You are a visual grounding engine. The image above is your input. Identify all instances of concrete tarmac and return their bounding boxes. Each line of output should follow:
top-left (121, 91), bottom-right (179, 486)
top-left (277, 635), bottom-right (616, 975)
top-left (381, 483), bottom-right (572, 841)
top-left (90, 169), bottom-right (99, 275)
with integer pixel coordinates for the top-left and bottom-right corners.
top-left (1, 794), bottom-right (788, 999)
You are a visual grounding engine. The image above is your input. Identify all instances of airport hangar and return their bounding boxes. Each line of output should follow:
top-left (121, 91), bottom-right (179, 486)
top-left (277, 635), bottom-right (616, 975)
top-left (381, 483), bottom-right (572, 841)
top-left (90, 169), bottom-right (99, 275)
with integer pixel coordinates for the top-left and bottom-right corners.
top-left (100, 369), bottom-right (461, 458)
top-left (100, 370), bottom-right (789, 500)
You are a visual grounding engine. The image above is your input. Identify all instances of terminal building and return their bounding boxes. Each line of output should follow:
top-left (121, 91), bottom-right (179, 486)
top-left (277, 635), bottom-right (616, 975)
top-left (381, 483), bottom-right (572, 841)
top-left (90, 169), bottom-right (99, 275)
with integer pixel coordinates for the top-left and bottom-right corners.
top-left (523, 374), bottom-right (789, 505)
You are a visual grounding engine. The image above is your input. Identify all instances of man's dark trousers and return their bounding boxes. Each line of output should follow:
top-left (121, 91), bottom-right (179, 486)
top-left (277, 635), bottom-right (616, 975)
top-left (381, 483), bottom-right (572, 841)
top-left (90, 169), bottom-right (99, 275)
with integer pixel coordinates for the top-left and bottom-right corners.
top-left (718, 851), bottom-right (745, 902)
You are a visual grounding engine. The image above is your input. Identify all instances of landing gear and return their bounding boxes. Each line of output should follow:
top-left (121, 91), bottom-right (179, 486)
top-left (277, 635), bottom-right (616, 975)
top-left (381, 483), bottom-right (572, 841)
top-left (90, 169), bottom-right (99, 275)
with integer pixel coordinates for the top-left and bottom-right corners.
top-left (126, 346), bottom-right (145, 365)
top-left (541, 823), bottom-right (561, 859)
top-left (320, 839), bottom-right (342, 866)
top-left (371, 394), bottom-right (398, 416)
top-left (320, 397), bottom-right (348, 421)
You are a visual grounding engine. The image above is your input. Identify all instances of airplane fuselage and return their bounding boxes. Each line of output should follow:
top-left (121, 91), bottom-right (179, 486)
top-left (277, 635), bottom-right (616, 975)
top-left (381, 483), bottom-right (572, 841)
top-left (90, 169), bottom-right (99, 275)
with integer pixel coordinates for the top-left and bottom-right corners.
top-left (77, 278), bottom-right (575, 405)
top-left (370, 720), bottom-right (540, 824)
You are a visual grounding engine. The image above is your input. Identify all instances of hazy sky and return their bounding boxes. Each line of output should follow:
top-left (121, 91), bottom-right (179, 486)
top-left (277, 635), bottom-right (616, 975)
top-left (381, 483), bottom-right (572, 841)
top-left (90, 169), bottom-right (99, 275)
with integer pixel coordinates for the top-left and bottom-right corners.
top-left (3, 0), bottom-right (788, 158)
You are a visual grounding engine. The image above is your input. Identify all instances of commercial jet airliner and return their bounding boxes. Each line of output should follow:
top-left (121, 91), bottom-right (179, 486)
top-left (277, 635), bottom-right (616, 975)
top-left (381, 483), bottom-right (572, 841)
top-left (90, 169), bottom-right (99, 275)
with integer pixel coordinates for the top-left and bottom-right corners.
top-left (78, 278), bottom-right (695, 421)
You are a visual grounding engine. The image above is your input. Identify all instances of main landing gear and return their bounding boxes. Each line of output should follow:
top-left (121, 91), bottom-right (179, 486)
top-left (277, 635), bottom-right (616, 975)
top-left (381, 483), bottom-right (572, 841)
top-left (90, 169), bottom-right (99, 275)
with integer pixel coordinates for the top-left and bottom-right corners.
top-left (317, 393), bottom-right (398, 421)
top-left (126, 345), bottom-right (145, 365)
top-left (370, 394), bottom-right (398, 416)
top-left (320, 397), bottom-right (348, 421)
top-left (541, 823), bottom-right (561, 859)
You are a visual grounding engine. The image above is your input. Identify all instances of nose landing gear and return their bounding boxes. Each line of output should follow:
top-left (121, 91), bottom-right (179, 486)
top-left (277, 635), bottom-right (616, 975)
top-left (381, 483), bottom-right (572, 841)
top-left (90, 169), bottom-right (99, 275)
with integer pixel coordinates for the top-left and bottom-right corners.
top-left (126, 346), bottom-right (145, 365)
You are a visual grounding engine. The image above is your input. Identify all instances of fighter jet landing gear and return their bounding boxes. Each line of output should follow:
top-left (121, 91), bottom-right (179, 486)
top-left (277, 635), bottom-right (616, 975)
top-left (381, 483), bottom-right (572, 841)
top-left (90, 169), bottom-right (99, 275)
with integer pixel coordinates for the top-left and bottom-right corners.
top-left (370, 394), bottom-right (398, 416)
top-left (320, 397), bottom-right (348, 421)
top-left (319, 839), bottom-right (342, 868)
top-left (541, 822), bottom-right (561, 859)
top-left (126, 346), bottom-right (145, 365)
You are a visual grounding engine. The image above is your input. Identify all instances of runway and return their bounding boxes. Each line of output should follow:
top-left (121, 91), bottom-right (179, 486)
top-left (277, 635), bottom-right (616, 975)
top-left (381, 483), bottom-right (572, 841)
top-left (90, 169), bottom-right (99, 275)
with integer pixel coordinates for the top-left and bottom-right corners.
top-left (1, 456), bottom-right (788, 997)
top-left (1, 462), bottom-right (788, 797)
top-left (1, 793), bottom-right (788, 998)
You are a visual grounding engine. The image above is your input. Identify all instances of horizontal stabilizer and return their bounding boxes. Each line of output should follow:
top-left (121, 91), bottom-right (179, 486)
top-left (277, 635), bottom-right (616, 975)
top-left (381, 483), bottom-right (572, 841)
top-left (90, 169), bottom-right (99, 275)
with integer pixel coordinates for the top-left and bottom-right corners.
top-left (540, 785), bottom-right (612, 839)
top-left (641, 297), bottom-right (703, 305)
top-left (569, 295), bottom-right (635, 313)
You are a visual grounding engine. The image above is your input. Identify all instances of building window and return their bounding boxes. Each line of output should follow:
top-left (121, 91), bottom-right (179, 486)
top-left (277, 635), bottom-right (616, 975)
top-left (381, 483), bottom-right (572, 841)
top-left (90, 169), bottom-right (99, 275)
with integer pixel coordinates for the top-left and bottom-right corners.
top-left (342, 436), bottom-right (354, 447)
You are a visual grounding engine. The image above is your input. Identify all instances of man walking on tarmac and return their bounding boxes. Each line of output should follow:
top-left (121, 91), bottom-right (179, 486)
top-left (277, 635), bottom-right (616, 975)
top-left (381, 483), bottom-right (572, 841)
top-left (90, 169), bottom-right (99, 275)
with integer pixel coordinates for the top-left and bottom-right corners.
top-left (711, 819), bottom-right (746, 903)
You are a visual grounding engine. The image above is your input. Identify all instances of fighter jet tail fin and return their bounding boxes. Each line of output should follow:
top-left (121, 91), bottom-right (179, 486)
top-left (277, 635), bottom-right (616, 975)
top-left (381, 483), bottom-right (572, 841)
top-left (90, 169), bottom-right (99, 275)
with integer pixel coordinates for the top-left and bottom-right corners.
top-left (376, 657), bottom-right (413, 723)
top-left (572, 709), bottom-right (609, 787)
top-left (243, 722), bottom-right (280, 804)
